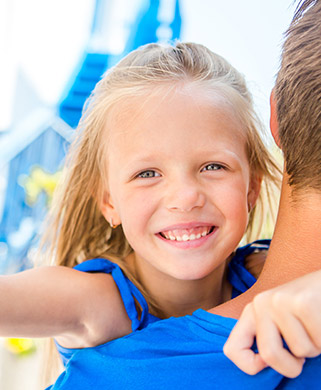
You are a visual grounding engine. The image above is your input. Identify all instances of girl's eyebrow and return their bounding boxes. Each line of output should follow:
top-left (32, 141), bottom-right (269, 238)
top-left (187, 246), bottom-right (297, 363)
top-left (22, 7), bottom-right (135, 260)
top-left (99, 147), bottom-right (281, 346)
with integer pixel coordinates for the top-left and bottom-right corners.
top-left (193, 148), bottom-right (245, 161)
top-left (124, 155), bottom-right (158, 164)
top-left (121, 155), bottom-right (159, 172)
top-left (122, 149), bottom-right (244, 169)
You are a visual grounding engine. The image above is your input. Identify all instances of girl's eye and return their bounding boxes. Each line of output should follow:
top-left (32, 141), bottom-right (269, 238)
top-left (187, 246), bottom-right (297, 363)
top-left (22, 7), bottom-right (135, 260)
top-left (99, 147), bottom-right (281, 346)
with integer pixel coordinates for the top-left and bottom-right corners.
top-left (137, 170), bottom-right (161, 178)
top-left (202, 163), bottom-right (224, 172)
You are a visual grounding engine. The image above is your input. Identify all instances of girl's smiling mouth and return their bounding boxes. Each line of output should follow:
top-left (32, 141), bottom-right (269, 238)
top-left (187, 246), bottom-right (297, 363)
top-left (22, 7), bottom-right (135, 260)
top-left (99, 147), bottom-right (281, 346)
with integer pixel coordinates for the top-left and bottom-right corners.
top-left (156, 223), bottom-right (217, 248)
top-left (159, 226), bottom-right (215, 242)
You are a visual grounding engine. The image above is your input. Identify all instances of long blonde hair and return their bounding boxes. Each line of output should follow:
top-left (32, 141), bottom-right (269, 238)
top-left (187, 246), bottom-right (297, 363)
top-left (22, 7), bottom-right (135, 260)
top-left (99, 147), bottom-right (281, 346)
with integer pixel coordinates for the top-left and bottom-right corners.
top-left (41, 42), bottom-right (279, 271)
top-left (40, 41), bottom-right (280, 388)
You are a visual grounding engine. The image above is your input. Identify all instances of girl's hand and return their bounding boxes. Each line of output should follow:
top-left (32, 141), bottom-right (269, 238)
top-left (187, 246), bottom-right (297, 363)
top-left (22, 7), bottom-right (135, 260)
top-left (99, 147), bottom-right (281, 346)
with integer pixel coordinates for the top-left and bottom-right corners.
top-left (223, 270), bottom-right (321, 378)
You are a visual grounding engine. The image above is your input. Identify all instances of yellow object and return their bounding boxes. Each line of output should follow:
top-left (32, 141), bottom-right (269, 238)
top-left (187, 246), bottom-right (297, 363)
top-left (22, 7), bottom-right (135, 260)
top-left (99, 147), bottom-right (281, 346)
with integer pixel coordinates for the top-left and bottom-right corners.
top-left (18, 166), bottom-right (61, 206)
top-left (5, 337), bottom-right (36, 355)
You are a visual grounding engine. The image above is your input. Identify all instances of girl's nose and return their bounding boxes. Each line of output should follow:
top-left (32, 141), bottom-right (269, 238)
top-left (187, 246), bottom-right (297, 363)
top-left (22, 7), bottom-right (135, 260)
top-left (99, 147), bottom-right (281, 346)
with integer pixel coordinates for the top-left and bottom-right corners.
top-left (166, 178), bottom-right (206, 213)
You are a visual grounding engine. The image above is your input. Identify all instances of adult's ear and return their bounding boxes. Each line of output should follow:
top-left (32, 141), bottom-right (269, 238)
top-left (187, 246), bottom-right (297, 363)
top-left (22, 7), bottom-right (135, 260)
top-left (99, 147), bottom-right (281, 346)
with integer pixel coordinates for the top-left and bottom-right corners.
top-left (100, 190), bottom-right (121, 228)
top-left (270, 89), bottom-right (281, 148)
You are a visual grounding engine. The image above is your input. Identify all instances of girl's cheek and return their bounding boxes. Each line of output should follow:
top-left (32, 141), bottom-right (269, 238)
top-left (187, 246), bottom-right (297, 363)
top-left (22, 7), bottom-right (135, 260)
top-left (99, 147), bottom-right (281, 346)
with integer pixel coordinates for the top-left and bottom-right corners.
top-left (221, 186), bottom-right (249, 221)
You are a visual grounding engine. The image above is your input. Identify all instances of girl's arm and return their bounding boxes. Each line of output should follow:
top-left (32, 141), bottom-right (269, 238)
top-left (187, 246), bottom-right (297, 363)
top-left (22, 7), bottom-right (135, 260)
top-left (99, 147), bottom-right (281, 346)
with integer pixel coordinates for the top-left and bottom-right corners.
top-left (0, 266), bottom-right (131, 348)
top-left (223, 270), bottom-right (321, 378)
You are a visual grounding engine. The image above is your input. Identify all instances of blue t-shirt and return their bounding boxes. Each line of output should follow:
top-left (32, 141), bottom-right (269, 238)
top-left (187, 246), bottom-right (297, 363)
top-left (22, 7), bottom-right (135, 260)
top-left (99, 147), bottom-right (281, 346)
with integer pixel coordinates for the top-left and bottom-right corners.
top-left (48, 240), bottom-right (321, 389)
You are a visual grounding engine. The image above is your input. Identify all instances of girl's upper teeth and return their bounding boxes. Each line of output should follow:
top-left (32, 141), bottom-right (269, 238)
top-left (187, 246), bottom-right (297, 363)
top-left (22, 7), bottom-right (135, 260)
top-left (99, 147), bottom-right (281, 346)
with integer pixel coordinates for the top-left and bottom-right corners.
top-left (161, 227), bottom-right (211, 241)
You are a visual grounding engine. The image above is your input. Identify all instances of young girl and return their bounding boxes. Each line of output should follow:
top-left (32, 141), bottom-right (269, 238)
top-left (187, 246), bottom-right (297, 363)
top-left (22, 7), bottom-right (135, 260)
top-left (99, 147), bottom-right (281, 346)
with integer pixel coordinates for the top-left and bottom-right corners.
top-left (1, 42), bottom-right (279, 387)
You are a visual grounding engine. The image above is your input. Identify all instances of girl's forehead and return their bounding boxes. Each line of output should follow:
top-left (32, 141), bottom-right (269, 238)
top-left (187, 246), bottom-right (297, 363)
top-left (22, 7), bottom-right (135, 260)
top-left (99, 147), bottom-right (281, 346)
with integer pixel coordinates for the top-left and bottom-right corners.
top-left (106, 83), bottom-right (244, 136)
top-left (104, 85), bottom-right (248, 164)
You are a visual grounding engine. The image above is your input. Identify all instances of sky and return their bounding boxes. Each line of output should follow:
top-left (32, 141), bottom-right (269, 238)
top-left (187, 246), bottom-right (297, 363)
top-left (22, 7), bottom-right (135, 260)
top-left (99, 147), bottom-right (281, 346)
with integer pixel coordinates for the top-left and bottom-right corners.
top-left (0, 0), bottom-right (296, 131)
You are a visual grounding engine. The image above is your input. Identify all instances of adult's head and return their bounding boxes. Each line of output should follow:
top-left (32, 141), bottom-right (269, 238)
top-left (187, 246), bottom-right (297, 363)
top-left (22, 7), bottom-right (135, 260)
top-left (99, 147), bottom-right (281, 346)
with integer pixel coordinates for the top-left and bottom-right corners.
top-left (274, 0), bottom-right (321, 191)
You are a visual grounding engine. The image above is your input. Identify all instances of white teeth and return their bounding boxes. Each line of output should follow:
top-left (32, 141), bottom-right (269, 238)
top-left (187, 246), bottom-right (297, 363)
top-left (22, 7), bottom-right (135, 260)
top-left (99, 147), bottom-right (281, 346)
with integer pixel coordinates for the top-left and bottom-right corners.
top-left (161, 227), bottom-right (213, 242)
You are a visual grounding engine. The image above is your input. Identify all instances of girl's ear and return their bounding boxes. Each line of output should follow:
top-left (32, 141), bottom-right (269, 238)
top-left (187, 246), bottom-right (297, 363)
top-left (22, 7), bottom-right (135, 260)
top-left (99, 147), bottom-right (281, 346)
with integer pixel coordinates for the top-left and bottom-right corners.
top-left (247, 175), bottom-right (262, 212)
top-left (100, 191), bottom-right (121, 227)
top-left (270, 89), bottom-right (281, 148)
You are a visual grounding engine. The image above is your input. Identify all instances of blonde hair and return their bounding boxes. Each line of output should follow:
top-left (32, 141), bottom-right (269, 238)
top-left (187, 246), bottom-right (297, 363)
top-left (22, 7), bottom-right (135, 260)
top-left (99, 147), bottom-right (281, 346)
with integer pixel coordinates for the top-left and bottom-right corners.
top-left (40, 41), bottom-right (280, 387)
top-left (41, 41), bottom-right (280, 296)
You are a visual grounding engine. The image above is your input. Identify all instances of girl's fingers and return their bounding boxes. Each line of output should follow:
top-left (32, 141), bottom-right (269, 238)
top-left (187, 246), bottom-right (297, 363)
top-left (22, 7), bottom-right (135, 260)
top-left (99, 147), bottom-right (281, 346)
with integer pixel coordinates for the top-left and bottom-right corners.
top-left (297, 317), bottom-right (321, 357)
top-left (223, 304), bottom-right (268, 375)
top-left (224, 298), bottom-right (306, 378)
top-left (225, 272), bottom-right (321, 378)
top-left (275, 311), bottom-right (321, 359)
top-left (256, 283), bottom-right (321, 359)
top-left (254, 304), bottom-right (306, 378)
top-left (291, 291), bottom-right (321, 356)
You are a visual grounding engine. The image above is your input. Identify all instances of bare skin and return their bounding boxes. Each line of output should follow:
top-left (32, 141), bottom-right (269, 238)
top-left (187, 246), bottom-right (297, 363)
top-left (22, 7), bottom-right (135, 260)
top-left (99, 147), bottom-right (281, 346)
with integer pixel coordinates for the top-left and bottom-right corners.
top-left (211, 171), bottom-right (321, 319)
top-left (219, 95), bottom-right (321, 376)
top-left (0, 266), bottom-right (131, 348)
top-left (224, 269), bottom-right (321, 377)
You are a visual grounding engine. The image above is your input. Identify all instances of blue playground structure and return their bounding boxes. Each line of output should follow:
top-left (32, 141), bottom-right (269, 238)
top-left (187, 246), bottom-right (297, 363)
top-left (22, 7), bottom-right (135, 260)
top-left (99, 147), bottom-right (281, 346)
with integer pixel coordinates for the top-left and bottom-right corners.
top-left (0, 0), bottom-right (181, 274)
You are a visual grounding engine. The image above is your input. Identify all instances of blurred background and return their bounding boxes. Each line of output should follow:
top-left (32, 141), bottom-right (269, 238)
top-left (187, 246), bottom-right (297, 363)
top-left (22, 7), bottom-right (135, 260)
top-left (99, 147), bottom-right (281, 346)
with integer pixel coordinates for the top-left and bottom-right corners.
top-left (0, 0), bottom-right (295, 388)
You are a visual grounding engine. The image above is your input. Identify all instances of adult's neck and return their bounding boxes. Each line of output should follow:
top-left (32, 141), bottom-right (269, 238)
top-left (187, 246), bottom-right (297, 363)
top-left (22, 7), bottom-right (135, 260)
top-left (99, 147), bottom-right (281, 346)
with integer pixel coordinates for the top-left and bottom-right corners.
top-left (210, 171), bottom-right (321, 318)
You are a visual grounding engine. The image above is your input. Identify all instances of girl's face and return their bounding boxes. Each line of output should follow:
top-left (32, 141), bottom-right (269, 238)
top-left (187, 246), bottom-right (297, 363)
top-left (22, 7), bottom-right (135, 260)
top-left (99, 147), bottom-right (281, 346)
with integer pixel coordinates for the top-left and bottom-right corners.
top-left (101, 85), bottom-right (260, 284)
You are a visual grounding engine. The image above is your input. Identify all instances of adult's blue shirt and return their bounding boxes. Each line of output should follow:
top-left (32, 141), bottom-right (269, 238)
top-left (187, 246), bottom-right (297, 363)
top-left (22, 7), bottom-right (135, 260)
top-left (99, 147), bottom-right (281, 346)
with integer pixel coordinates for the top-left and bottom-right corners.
top-left (47, 241), bottom-right (321, 389)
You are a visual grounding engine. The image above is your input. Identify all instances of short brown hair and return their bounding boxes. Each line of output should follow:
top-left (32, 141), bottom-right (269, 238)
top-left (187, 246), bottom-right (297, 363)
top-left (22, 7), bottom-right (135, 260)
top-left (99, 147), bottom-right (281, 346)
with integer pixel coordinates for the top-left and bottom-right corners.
top-left (275, 0), bottom-right (321, 191)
